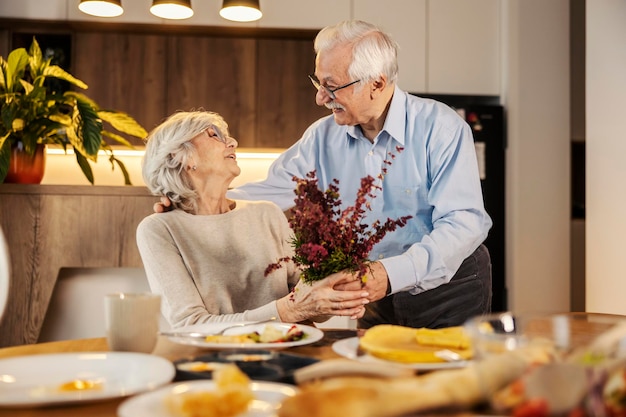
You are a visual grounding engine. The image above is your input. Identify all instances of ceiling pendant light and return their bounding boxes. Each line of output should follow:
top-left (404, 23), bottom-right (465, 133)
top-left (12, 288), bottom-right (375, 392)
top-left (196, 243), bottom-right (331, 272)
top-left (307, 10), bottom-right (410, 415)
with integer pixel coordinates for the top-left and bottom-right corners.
top-left (78, 0), bottom-right (124, 17)
top-left (150, 0), bottom-right (194, 20)
top-left (219, 0), bottom-right (262, 22)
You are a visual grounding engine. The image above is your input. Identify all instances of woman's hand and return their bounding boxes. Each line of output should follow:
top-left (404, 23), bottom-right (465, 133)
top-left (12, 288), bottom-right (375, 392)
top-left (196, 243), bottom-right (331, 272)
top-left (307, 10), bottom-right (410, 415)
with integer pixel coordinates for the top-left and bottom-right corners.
top-left (277, 274), bottom-right (370, 323)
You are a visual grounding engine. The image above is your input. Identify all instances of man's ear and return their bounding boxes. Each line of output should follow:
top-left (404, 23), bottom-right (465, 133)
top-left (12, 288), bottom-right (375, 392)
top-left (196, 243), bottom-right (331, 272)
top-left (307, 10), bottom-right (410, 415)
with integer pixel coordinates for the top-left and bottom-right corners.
top-left (370, 76), bottom-right (388, 98)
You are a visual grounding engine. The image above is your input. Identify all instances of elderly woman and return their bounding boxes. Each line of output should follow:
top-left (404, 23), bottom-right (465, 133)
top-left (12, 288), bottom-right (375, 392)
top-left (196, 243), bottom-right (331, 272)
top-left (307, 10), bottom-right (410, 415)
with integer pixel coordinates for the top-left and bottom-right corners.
top-left (137, 110), bottom-right (369, 328)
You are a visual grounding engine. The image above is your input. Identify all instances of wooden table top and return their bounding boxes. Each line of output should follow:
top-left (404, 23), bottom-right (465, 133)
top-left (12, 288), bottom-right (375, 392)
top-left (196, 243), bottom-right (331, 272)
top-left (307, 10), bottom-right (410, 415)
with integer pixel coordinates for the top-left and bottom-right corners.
top-left (1, 313), bottom-right (624, 417)
top-left (0, 329), bottom-right (355, 417)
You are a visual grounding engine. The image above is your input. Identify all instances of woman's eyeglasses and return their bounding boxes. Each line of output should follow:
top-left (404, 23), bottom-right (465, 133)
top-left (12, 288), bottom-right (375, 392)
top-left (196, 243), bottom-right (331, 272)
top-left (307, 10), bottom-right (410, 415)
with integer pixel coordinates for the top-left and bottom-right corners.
top-left (202, 124), bottom-right (234, 145)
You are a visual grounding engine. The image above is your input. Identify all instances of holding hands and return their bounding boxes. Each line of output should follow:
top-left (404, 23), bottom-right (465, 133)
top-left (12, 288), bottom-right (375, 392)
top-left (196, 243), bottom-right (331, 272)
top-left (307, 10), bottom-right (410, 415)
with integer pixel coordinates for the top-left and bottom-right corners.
top-left (332, 262), bottom-right (391, 303)
top-left (276, 274), bottom-right (370, 323)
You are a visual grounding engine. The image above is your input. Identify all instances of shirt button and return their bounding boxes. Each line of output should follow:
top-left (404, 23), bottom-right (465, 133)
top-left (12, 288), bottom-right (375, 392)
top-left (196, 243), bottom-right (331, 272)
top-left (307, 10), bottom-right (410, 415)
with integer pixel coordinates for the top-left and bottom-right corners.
top-left (378, 254), bottom-right (385, 259)
top-left (405, 189), bottom-right (411, 194)
top-left (368, 151), bottom-right (374, 156)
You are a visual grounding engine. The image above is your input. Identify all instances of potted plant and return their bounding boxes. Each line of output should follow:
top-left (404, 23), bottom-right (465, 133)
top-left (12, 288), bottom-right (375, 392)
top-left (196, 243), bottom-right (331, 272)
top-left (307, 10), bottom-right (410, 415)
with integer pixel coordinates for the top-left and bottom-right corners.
top-left (0, 37), bottom-right (147, 185)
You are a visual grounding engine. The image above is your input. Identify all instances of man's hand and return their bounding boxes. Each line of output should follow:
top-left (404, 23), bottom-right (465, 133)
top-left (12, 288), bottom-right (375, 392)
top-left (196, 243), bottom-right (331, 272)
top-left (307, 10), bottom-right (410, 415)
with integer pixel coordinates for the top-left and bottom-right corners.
top-left (153, 195), bottom-right (173, 213)
top-left (333, 262), bottom-right (390, 302)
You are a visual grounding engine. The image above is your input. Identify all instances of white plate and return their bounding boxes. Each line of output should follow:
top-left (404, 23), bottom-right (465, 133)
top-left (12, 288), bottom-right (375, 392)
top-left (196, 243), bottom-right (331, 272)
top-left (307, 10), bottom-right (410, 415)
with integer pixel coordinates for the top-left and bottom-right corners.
top-left (0, 352), bottom-right (175, 408)
top-left (166, 322), bottom-right (323, 350)
top-left (332, 337), bottom-right (471, 371)
top-left (118, 379), bottom-right (297, 417)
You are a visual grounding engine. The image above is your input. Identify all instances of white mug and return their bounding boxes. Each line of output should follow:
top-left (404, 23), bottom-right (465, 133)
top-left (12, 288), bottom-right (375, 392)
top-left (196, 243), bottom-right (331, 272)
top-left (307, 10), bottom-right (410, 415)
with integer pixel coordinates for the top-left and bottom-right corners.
top-left (104, 292), bottom-right (161, 353)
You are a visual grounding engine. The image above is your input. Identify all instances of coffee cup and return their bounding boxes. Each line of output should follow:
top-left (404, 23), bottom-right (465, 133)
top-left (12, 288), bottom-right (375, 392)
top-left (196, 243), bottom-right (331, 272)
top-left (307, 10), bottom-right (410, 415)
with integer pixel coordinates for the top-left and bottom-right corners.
top-left (104, 292), bottom-right (161, 353)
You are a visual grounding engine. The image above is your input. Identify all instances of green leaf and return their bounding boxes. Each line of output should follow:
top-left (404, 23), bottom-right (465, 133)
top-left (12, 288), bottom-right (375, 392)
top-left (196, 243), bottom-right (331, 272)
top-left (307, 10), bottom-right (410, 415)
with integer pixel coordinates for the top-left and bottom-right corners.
top-left (98, 110), bottom-right (148, 138)
top-left (28, 37), bottom-right (42, 74)
top-left (109, 154), bottom-right (132, 185)
top-left (71, 93), bottom-right (102, 156)
top-left (101, 131), bottom-right (135, 148)
top-left (65, 91), bottom-right (98, 108)
top-left (21, 118), bottom-right (64, 148)
top-left (74, 151), bottom-right (94, 185)
top-left (0, 58), bottom-right (6, 91)
top-left (0, 138), bottom-right (11, 183)
top-left (0, 132), bottom-right (9, 149)
top-left (18, 78), bottom-right (34, 95)
top-left (44, 65), bottom-right (88, 90)
top-left (5, 48), bottom-right (29, 92)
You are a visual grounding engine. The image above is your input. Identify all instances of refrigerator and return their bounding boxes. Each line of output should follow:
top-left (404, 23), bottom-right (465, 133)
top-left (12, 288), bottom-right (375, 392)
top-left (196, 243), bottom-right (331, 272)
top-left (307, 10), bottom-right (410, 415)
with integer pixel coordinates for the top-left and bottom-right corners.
top-left (411, 93), bottom-right (507, 312)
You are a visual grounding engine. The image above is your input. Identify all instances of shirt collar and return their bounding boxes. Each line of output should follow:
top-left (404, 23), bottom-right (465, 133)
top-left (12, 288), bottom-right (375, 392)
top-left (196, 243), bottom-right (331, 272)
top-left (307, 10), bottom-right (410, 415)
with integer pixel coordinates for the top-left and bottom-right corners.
top-left (346, 85), bottom-right (407, 146)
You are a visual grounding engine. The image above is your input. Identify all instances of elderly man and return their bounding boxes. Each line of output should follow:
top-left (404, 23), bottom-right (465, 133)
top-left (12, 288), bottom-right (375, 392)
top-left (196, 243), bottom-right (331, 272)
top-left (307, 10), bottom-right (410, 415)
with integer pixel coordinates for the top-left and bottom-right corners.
top-left (227, 20), bottom-right (493, 329)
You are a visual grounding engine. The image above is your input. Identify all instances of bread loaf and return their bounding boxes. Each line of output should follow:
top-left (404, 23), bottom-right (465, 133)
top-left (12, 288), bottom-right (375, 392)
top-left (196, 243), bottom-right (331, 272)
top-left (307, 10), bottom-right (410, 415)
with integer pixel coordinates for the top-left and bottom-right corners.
top-left (278, 351), bottom-right (531, 417)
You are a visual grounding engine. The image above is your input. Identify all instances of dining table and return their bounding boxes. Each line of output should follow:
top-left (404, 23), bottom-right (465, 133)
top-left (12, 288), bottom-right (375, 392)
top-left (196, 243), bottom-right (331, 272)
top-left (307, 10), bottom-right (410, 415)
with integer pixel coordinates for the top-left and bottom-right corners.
top-left (0, 329), bottom-right (359, 417)
top-left (0, 313), bottom-right (625, 417)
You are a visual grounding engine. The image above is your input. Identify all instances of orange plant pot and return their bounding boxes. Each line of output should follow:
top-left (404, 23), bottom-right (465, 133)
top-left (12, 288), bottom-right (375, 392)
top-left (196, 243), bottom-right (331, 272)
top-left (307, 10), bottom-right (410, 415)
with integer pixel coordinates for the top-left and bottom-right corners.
top-left (4, 143), bottom-right (46, 184)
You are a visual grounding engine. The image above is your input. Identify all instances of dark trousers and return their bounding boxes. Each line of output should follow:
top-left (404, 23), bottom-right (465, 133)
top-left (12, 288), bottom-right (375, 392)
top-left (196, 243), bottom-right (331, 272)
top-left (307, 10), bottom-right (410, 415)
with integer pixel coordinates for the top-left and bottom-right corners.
top-left (358, 244), bottom-right (492, 329)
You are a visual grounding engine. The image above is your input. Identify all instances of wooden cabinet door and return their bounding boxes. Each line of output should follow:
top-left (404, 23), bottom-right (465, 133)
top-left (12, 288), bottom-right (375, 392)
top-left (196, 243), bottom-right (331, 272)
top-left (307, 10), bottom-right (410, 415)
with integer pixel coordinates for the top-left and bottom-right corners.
top-left (72, 29), bottom-right (327, 148)
top-left (73, 31), bottom-right (168, 138)
top-left (165, 35), bottom-right (257, 147)
top-left (256, 38), bottom-right (330, 149)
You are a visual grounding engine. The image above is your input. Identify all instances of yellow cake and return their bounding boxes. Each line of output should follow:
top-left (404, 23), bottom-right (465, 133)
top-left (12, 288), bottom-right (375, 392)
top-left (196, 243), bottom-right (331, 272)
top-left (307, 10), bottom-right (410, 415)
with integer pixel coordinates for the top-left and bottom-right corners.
top-left (359, 324), bottom-right (473, 363)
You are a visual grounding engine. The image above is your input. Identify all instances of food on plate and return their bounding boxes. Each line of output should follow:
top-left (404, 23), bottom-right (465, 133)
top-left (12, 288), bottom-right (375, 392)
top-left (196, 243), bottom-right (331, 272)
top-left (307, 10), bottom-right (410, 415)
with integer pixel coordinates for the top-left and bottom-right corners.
top-left (165, 364), bottom-right (254, 417)
top-left (279, 350), bottom-right (532, 417)
top-left (414, 326), bottom-right (472, 349)
top-left (489, 342), bottom-right (620, 417)
top-left (359, 324), bottom-right (473, 363)
top-left (221, 352), bottom-right (275, 362)
top-left (490, 363), bottom-right (626, 417)
top-left (203, 324), bottom-right (306, 344)
top-left (203, 334), bottom-right (257, 344)
top-left (293, 358), bottom-right (415, 384)
top-left (257, 324), bottom-right (290, 343)
top-left (176, 361), bottom-right (227, 372)
top-left (57, 379), bottom-right (103, 392)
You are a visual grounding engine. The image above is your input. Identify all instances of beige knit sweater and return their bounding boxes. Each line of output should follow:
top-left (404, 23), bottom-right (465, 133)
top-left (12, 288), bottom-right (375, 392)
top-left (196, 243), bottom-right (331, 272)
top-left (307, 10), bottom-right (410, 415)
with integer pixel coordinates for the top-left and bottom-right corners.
top-left (136, 200), bottom-right (299, 328)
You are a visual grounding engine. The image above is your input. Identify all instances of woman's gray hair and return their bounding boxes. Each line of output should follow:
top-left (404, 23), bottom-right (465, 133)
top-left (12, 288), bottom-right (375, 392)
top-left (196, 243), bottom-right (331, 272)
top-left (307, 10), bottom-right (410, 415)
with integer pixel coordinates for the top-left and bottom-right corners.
top-left (314, 20), bottom-right (399, 86)
top-left (142, 110), bottom-right (229, 213)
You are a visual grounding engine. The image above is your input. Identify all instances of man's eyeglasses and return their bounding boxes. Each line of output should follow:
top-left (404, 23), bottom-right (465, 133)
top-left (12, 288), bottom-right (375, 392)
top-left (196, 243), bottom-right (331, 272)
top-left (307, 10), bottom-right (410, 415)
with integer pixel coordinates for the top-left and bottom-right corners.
top-left (308, 74), bottom-right (361, 100)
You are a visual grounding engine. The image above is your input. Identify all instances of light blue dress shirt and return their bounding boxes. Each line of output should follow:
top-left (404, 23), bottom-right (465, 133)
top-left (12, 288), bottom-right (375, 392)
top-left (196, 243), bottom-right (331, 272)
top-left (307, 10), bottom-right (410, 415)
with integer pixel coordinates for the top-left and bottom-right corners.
top-left (228, 86), bottom-right (492, 295)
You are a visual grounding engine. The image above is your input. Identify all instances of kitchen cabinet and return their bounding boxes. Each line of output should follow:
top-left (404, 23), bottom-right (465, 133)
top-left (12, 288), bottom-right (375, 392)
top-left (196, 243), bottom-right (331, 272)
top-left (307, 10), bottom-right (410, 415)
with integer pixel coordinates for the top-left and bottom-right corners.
top-left (354, 0), bottom-right (500, 96)
top-left (1, 23), bottom-right (328, 148)
top-left (1, 0), bottom-right (502, 147)
top-left (69, 30), bottom-right (329, 148)
top-left (73, 32), bottom-right (169, 136)
top-left (353, 0), bottom-right (427, 94)
top-left (427, 0), bottom-right (501, 95)
top-left (258, 0), bottom-right (351, 29)
top-left (0, 0), bottom-right (67, 21)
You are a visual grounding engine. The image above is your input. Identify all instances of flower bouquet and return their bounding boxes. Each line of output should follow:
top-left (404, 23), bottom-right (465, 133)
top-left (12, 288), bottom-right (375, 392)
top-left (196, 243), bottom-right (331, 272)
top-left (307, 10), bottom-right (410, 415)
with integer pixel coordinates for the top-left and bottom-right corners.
top-left (265, 149), bottom-right (412, 285)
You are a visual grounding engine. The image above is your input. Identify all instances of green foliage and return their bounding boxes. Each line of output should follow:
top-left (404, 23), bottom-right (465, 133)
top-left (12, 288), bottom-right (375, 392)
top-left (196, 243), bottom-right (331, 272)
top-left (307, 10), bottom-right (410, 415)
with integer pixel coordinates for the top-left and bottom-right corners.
top-left (0, 38), bottom-right (148, 184)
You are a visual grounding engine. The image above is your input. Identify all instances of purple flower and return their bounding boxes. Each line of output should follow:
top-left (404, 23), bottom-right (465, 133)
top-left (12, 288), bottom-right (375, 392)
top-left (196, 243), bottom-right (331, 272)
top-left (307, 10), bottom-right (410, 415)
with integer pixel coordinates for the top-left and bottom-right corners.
top-left (265, 149), bottom-right (412, 284)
